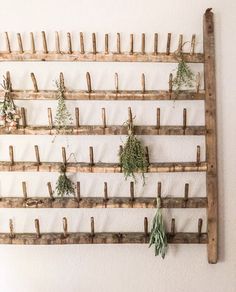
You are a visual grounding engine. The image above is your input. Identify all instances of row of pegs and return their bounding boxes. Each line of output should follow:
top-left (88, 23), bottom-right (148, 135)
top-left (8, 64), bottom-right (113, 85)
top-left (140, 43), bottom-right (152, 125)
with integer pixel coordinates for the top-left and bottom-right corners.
top-left (7, 216), bottom-right (203, 240)
top-left (1, 71), bottom-right (201, 94)
top-left (7, 144), bottom-right (202, 166)
top-left (3, 32), bottom-right (197, 55)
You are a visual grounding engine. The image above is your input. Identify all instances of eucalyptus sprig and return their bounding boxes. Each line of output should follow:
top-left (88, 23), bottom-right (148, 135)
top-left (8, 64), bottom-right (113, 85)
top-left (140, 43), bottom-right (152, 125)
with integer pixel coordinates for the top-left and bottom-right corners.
top-left (119, 108), bottom-right (149, 185)
top-left (172, 43), bottom-right (195, 93)
top-left (54, 73), bottom-right (72, 133)
top-left (55, 164), bottom-right (75, 197)
top-left (149, 198), bottom-right (168, 258)
top-left (0, 73), bottom-right (20, 130)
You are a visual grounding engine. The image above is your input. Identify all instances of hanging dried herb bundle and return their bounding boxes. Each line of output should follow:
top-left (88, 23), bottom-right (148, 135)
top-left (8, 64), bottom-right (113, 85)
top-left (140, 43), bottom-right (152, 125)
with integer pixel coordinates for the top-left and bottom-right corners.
top-left (119, 108), bottom-right (149, 184)
top-left (55, 164), bottom-right (75, 197)
top-left (172, 45), bottom-right (194, 93)
top-left (149, 198), bottom-right (168, 258)
top-left (54, 73), bottom-right (72, 133)
top-left (0, 73), bottom-right (20, 130)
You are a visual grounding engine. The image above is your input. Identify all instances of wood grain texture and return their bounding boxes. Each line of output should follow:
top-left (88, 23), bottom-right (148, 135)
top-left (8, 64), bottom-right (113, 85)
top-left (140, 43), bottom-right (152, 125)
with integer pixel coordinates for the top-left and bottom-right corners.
top-left (204, 8), bottom-right (218, 264)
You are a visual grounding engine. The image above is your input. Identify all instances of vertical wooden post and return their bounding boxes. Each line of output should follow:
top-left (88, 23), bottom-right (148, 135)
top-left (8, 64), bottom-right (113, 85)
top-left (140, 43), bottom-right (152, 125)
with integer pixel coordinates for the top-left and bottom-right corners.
top-left (204, 8), bottom-right (218, 264)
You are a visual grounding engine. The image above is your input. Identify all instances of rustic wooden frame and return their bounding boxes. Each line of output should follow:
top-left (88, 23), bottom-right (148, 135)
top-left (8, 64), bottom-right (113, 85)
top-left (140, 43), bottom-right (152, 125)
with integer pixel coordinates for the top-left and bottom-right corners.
top-left (0, 9), bottom-right (218, 263)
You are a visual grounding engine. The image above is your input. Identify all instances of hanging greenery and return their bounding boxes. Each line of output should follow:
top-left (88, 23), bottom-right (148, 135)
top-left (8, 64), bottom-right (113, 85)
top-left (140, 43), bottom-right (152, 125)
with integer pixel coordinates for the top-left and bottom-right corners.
top-left (55, 164), bottom-right (75, 197)
top-left (0, 74), bottom-right (20, 131)
top-left (172, 44), bottom-right (195, 93)
top-left (119, 109), bottom-right (149, 185)
top-left (149, 198), bottom-right (168, 258)
top-left (54, 73), bottom-right (72, 133)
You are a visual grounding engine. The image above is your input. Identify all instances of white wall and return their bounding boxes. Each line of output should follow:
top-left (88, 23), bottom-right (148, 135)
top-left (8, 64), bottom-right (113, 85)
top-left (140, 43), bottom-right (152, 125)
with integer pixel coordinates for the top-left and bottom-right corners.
top-left (0, 0), bottom-right (235, 291)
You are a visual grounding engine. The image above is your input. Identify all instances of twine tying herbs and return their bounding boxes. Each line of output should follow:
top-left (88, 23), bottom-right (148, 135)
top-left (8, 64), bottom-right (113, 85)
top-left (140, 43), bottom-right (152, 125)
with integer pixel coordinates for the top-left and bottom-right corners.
top-left (149, 197), bottom-right (168, 258)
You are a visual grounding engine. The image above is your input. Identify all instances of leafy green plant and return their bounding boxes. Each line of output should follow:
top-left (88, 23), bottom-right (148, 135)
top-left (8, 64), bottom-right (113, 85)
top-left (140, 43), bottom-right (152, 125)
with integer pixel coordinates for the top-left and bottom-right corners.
top-left (0, 74), bottom-right (20, 130)
top-left (119, 109), bottom-right (149, 185)
top-left (54, 73), bottom-right (72, 133)
top-left (55, 164), bottom-right (75, 197)
top-left (149, 198), bottom-right (168, 258)
top-left (172, 46), bottom-right (195, 93)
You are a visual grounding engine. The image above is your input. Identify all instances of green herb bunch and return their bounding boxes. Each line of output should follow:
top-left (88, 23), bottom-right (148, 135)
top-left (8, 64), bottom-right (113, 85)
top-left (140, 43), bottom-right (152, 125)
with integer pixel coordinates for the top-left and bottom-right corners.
top-left (54, 73), bottom-right (72, 133)
top-left (149, 198), bottom-right (168, 258)
top-left (119, 108), bottom-right (149, 185)
top-left (55, 164), bottom-right (75, 197)
top-left (173, 46), bottom-right (194, 93)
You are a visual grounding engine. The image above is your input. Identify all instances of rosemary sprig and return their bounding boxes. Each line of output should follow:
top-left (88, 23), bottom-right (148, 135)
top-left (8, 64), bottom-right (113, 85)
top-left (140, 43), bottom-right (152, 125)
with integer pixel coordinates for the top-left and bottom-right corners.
top-left (55, 164), bottom-right (75, 197)
top-left (149, 198), bottom-right (168, 258)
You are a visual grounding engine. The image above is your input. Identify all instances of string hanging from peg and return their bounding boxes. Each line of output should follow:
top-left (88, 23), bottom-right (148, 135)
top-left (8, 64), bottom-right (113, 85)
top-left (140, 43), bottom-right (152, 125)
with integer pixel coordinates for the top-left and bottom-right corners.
top-left (5, 32), bottom-right (11, 53)
top-left (9, 219), bottom-right (15, 238)
top-left (105, 34), bottom-right (109, 54)
top-left (35, 219), bottom-right (41, 238)
top-left (114, 73), bottom-right (119, 92)
top-left (190, 34), bottom-right (196, 55)
top-left (102, 108), bottom-right (106, 128)
top-left (30, 73), bottom-right (39, 92)
top-left (130, 34), bottom-right (134, 54)
top-left (141, 33), bottom-right (145, 54)
top-left (92, 33), bottom-right (96, 54)
top-left (89, 146), bottom-right (94, 166)
top-left (153, 33), bottom-right (158, 55)
top-left (63, 217), bottom-right (68, 238)
top-left (166, 33), bottom-right (171, 55)
top-left (41, 31), bottom-right (48, 54)
top-left (55, 31), bottom-right (60, 54)
top-left (117, 33), bottom-right (121, 54)
top-left (80, 32), bottom-right (85, 54)
top-left (86, 72), bottom-right (92, 93)
top-left (47, 182), bottom-right (54, 200)
top-left (75, 107), bottom-right (80, 128)
top-left (67, 32), bottom-right (72, 54)
top-left (17, 33), bottom-right (24, 53)
top-left (30, 32), bottom-right (36, 54)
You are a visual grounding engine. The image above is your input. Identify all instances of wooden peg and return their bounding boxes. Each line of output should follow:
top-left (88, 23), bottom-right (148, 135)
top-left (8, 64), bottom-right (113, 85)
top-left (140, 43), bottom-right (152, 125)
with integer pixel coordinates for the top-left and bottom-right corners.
top-left (156, 108), bottom-right (160, 130)
top-left (171, 218), bottom-right (175, 236)
top-left (55, 31), bottom-right (60, 53)
top-left (75, 107), bottom-right (80, 128)
top-left (63, 217), bottom-right (68, 238)
top-left (6, 71), bottom-right (12, 92)
top-left (59, 72), bottom-right (65, 88)
top-left (129, 34), bottom-right (134, 54)
top-left (130, 181), bottom-right (134, 202)
top-left (169, 73), bottom-right (173, 94)
top-left (184, 183), bottom-right (189, 207)
top-left (17, 33), bottom-right (24, 53)
top-left (104, 182), bottom-right (108, 202)
top-left (190, 34), bottom-right (196, 55)
top-left (157, 182), bottom-right (162, 199)
top-left (76, 182), bottom-right (81, 201)
top-left (178, 34), bottom-right (183, 53)
top-left (92, 33), bottom-right (96, 54)
top-left (196, 145), bottom-right (201, 164)
top-left (22, 181), bottom-right (27, 200)
top-left (145, 146), bottom-right (149, 165)
top-left (196, 72), bottom-right (200, 93)
top-left (89, 146), bottom-right (94, 166)
top-left (30, 32), bottom-right (36, 54)
top-left (30, 73), bottom-right (39, 92)
top-left (9, 219), bottom-right (15, 238)
top-left (21, 107), bottom-right (26, 128)
top-left (144, 217), bottom-right (148, 238)
top-left (67, 32), bottom-right (72, 54)
top-left (48, 108), bottom-right (53, 129)
top-left (183, 108), bottom-right (187, 131)
top-left (114, 73), bottom-right (119, 92)
top-left (153, 33), bottom-right (158, 55)
top-left (141, 33), bottom-right (145, 54)
top-left (141, 73), bottom-right (145, 93)
top-left (41, 31), bottom-right (48, 54)
top-left (128, 107), bottom-right (133, 125)
top-left (80, 32), bottom-right (85, 54)
top-left (35, 219), bottom-right (40, 238)
top-left (62, 147), bottom-right (67, 165)
top-left (102, 108), bottom-right (106, 128)
top-left (34, 145), bottom-right (40, 165)
top-left (117, 33), bottom-right (121, 54)
top-left (47, 182), bottom-right (54, 199)
top-left (86, 72), bottom-right (92, 93)
top-left (5, 32), bottom-right (11, 53)
top-left (198, 218), bottom-right (203, 238)
top-left (105, 34), bottom-right (109, 54)
top-left (166, 33), bottom-right (171, 55)
top-left (90, 217), bottom-right (95, 237)
top-left (9, 145), bottom-right (14, 165)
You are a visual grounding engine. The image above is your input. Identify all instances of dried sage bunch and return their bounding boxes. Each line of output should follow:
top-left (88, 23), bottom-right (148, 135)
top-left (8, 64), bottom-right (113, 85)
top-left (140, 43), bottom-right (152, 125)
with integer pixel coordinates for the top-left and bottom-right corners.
top-left (0, 73), bottom-right (20, 131)
top-left (55, 164), bottom-right (75, 197)
top-left (54, 73), bottom-right (72, 133)
top-left (172, 43), bottom-right (194, 93)
top-left (149, 197), bottom-right (168, 258)
top-left (119, 108), bottom-right (149, 185)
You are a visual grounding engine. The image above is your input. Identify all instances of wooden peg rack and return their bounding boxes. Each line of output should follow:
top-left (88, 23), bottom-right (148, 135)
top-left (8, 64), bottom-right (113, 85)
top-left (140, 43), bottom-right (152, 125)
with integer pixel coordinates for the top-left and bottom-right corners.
top-left (0, 9), bottom-right (218, 264)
